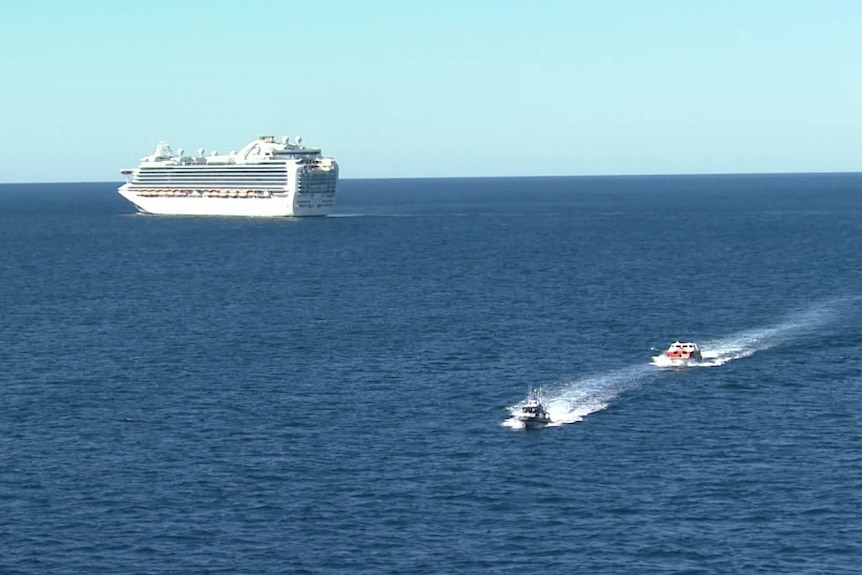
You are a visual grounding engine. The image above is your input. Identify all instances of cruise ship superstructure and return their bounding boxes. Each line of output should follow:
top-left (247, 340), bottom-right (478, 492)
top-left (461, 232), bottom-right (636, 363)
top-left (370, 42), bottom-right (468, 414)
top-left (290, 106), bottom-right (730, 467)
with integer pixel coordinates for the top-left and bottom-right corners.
top-left (118, 135), bottom-right (338, 217)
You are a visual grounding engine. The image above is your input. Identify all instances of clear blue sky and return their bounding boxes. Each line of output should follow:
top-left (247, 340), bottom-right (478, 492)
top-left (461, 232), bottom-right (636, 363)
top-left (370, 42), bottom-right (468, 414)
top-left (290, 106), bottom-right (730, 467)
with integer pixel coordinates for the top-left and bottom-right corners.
top-left (1, 0), bottom-right (860, 182)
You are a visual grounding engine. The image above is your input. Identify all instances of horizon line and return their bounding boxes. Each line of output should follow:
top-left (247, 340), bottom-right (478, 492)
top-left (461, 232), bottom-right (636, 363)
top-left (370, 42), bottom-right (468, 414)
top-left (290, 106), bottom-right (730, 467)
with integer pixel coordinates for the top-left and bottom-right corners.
top-left (1, 169), bottom-right (860, 186)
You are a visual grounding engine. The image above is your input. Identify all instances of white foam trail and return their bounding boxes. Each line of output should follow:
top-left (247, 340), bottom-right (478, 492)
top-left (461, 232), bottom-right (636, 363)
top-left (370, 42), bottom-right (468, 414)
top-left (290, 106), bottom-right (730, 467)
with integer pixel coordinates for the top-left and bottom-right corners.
top-left (501, 417), bottom-right (527, 430)
top-left (503, 364), bottom-right (656, 430)
top-left (505, 296), bottom-right (858, 429)
top-left (651, 297), bottom-right (851, 368)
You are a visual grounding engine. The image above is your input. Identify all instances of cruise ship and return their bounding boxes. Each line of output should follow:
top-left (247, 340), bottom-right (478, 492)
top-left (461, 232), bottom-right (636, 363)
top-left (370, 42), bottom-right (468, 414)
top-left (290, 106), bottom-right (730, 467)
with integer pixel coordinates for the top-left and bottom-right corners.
top-left (118, 135), bottom-right (338, 217)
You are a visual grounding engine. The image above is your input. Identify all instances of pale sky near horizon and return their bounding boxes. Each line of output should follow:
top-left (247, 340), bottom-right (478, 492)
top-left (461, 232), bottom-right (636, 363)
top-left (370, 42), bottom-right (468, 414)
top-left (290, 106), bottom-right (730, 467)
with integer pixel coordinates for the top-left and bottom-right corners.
top-left (1, 0), bottom-right (860, 183)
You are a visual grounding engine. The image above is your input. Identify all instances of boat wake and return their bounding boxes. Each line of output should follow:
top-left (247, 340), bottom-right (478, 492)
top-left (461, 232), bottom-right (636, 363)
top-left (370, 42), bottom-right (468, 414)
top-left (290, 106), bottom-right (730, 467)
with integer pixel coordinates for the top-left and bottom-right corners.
top-left (502, 364), bottom-right (656, 430)
top-left (651, 297), bottom-right (848, 368)
top-left (505, 297), bottom-right (855, 429)
top-left (650, 329), bottom-right (776, 368)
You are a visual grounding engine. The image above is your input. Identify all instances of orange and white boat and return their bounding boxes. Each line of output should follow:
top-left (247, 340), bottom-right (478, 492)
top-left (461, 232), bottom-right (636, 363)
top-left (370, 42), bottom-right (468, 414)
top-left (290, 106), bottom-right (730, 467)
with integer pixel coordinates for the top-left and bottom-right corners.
top-left (662, 341), bottom-right (703, 364)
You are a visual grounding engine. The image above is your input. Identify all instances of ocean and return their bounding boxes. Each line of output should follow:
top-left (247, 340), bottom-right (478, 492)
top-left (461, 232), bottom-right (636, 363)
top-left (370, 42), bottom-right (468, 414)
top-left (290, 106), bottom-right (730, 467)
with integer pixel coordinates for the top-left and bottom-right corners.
top-left (1, 174), bottom-right (861, 573)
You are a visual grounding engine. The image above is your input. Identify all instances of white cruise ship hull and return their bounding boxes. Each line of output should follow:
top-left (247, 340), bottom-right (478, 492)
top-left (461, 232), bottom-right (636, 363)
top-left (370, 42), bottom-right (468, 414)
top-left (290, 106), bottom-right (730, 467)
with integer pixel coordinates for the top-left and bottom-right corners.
top-left (118, 135), bottom-right (338, 218)
top-left (119, 187), bottom-right (333, 217)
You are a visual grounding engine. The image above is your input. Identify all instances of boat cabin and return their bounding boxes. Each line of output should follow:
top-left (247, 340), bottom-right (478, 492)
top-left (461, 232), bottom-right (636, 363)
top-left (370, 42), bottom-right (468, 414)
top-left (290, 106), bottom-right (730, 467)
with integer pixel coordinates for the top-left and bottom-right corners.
top-left (665, 341), bottom-right (702, 360)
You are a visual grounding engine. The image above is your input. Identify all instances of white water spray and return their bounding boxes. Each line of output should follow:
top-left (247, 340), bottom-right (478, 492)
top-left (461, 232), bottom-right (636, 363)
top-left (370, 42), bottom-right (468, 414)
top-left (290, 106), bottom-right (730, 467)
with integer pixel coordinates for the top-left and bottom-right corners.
top-left (503, 363), bottom-right (657, 429)
top-left (504, 296), bottom-right (856, 430)
top-left (652, 297), bottom-right (848, 368)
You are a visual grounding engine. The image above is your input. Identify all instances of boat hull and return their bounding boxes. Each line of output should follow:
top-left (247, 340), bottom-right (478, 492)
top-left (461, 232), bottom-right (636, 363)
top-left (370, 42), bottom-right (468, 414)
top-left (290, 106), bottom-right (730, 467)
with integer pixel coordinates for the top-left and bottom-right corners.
top-left (660, 341), bottom-right (703, 366)
top-left (517, 415), bottom-right (552, 428)
top-left (119, 187), bottom-right (333, 217)
top-left (663, 357), bottom-right (701, 367)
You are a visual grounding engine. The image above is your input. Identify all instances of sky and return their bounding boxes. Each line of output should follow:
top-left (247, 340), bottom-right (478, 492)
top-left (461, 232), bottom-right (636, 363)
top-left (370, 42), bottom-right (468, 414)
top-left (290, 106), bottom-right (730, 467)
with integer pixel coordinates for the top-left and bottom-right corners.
top-left (0, 0), bottom-right (860, 182)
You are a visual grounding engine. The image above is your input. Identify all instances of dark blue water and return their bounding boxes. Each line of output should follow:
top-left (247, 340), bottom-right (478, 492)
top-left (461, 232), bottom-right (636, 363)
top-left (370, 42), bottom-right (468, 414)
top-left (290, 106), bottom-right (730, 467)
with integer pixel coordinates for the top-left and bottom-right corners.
top-left (2, 175), bottom-right (861, 574)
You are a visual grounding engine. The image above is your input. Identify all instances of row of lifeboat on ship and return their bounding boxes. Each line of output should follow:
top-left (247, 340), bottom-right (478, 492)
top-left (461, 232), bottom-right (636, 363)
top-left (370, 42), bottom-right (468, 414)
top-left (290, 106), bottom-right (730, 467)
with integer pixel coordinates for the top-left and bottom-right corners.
top-left (134, 189), bottom-right (273, 198)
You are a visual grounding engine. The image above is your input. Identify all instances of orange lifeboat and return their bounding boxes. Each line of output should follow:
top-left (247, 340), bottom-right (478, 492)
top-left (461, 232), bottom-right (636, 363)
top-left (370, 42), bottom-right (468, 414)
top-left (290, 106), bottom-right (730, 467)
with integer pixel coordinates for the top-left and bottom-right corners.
top-left (663, 341), bottom-right (703, 363)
